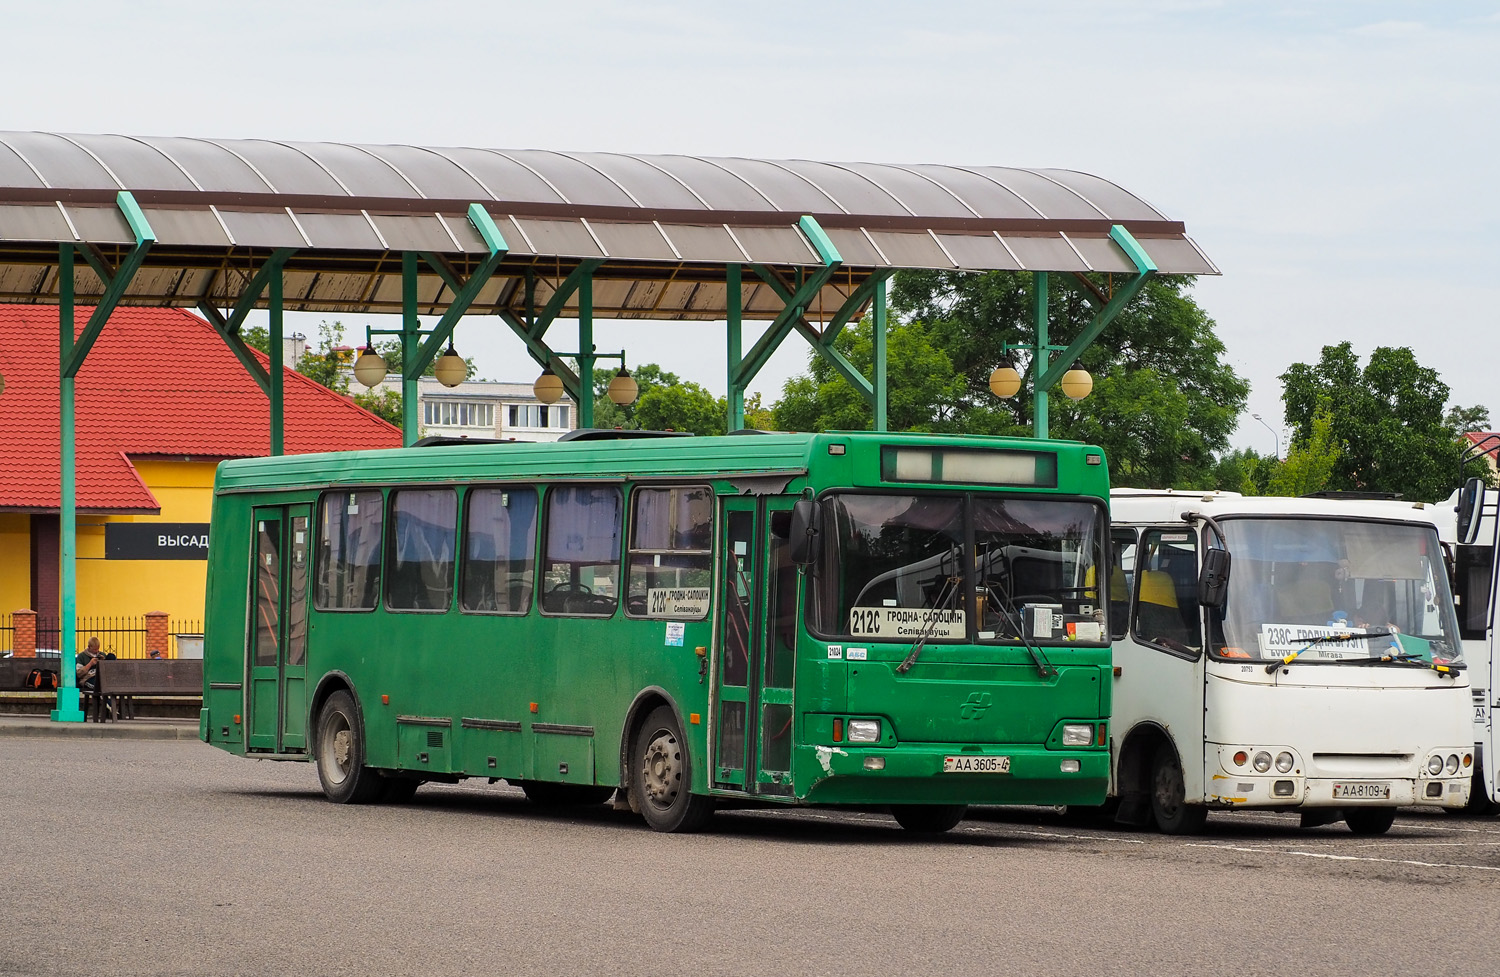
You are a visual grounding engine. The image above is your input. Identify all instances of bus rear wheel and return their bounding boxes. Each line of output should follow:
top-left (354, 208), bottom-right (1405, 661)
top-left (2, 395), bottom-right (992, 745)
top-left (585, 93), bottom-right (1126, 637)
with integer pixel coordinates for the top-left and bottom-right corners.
top-left (891, 804), bottom-right (967, 833)
top-left (1345, 807), bottom-right (1397, 835)
top-left (630, 706), bottom-right (713, 833)
top-left (315, 690), bottom-right (383, 804)
top-left (1150, 744), bottom-right (1207, 835)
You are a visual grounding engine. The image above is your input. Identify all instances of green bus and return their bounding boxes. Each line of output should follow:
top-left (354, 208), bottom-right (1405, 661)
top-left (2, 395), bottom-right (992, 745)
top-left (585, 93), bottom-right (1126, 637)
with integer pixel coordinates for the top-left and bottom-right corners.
top-left (200, 430), bottom-right (1113, 832)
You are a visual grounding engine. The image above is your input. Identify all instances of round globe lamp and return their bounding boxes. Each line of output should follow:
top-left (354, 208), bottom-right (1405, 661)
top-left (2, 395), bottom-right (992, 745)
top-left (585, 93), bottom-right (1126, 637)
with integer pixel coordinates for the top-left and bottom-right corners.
top-left (988, 364), bottom-right (1022, 398)
top-left (533, 368), bottom-right (565, 405)
top-left (433, 343), bottom-right (467, 388)
top-left (352, 344), bottom-right (388, 388)
top-left (606, 368), bottom-right (639, 406)
top-left (1060, 368), bottom-right (1094, 401)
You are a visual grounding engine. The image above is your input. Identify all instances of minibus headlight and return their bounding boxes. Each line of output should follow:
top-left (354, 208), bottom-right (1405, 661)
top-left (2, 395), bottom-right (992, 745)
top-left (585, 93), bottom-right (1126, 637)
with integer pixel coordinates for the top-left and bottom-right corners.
top-left (1446, 754), bottom-right (1461, 775)
top-left (1427, 755), bottom-right (1445, 776)
top-left (1062, 724), bottom-right (1093, 746)
top-left (847, 720), bottom-right (882, 743)
top-left (1275, 752), bottom-right (1294, 773)
top-left (1252, 751), bottom-right (1272, 773)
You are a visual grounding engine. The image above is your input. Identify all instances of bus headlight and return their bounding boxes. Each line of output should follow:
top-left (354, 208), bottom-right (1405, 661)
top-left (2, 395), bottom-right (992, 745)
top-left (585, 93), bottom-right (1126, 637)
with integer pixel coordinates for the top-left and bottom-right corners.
top-left (1446, 754), bottom-right (1461, 775)
top-left (847, 720), bottom-right (882, 743)
top-left (1275, 752), bottom-right (1294, 773)
top-left (1252, 751), bottom-right (1272, 773)
top-left (1062, 724), bottom-right (1093, 746)
top-left (1427, 755), bottom-right (1445, 776)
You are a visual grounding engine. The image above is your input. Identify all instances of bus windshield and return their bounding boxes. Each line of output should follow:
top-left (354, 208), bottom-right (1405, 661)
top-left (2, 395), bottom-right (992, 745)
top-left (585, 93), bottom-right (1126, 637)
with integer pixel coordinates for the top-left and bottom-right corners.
top-left (817, 493), bottom-right (1108, 646)
top-left (1210, 518), bottom-right (1462, 664)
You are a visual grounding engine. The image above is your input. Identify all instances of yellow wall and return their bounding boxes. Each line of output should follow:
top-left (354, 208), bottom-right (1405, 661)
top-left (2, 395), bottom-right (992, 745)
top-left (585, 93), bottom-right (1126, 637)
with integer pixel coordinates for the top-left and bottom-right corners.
top-left (0, 513), bottom-right (29, 615)
top-left (73, 458), bottom-right (218, 632)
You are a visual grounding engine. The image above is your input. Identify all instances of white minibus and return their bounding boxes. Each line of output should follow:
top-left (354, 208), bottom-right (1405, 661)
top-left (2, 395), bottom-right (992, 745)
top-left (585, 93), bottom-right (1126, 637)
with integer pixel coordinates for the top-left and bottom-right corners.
top-left (1107, 489), bottom-right (1472, 834)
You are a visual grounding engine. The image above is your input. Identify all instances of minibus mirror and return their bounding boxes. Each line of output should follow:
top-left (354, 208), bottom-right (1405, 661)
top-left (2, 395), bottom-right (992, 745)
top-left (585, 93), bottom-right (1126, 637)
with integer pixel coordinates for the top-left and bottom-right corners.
top-left (789, 499), bottom-right (822, 566)
top-left (1455, 476), bottom-right (1485, 545)
top-left (1198, 549), bottom-right (1230, 609)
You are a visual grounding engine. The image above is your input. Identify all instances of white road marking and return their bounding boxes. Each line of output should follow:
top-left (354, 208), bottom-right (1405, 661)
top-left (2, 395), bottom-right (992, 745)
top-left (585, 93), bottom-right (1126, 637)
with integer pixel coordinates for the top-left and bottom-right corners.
top-left (1186, 842), bottom-right (1500, 873)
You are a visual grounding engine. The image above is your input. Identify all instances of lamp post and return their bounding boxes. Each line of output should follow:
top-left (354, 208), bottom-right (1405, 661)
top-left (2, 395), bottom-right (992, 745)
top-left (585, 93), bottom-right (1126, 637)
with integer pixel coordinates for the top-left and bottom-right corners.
top-left (1251, 413), bottom-right (1280, 459)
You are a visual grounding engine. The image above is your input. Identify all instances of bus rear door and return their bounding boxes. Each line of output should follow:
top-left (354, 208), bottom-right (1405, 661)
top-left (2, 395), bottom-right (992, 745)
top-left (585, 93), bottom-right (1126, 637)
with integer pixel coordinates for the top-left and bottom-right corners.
top-left (714, 497), bottom-right (798, 795)
top-left (247, 504), bottom-right (311, 753)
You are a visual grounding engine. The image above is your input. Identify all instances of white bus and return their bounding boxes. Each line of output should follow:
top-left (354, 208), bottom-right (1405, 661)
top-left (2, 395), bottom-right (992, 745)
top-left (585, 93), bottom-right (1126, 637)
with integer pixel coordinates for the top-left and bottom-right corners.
top-left (1106, 489), bottom-right (1472, 835)
top-left (1432, 479), bottom-right (1497, 813)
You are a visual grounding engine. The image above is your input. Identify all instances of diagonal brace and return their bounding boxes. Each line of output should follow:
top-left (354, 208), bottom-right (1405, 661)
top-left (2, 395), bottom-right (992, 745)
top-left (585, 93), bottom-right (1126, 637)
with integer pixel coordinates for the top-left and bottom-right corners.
top-left (753, 265), bottom-right (883, 403)
top-left (1035, 225), bottom-right (1157, 392)
top-left (63, 192), bottom-right (154, 378)
top-left (197, 248), bottom-right (297, 395)
top-left (734, 216), bottom-right (842, 389)
top-left (497, 310), bottom-right (583, 398)
top-left (407, 204), bottom-right (510, 379)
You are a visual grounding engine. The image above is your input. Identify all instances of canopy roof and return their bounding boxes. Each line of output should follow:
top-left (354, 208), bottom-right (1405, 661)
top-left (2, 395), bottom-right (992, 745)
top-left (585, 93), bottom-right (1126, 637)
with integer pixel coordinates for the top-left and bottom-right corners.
top-left (0, 132), bottom-right (1215, 320)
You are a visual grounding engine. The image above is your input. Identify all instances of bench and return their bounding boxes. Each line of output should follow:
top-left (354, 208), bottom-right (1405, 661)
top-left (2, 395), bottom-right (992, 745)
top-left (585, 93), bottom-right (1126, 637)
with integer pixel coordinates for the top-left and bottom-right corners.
top-left (87, 659), bottom-right (204, 722)
top-left (0, 656), bottom-right (62, 691)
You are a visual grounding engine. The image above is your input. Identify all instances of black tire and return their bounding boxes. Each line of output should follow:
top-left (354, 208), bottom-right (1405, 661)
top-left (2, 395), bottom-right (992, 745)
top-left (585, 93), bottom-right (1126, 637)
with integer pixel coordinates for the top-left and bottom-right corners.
top-left (379, 776), bottom-right (421, 804)
top-left (891, 804), bottom-right (967, 833)
top-left (315, 690), bottom-right (383, 804)
top-left (1345, 807), bottom-right (1397, 835)
top-left (518, 780), bottom-right (613, 807)
top-left (1150, 743), bottom-right (1208, 835)
top-left (629, 705), bottom-right (713, 833)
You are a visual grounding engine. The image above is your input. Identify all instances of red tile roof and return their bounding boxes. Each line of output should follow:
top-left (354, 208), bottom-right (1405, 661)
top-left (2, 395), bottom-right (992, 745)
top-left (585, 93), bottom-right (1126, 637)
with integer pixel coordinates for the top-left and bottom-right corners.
top-left (1464, 432), bottom-right (1500, 462)
top-left (0, 306), bottom-right (400, 512)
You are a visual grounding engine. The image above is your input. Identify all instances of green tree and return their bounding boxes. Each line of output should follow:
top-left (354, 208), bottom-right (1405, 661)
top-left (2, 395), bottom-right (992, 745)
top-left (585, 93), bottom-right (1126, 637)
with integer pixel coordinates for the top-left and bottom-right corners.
top-left (635, 381), bottom-right (726, 436)
top-left (1207, 448), bottom-right (1275, 495)
top-left (351, 388), bottom-right (403, 426)
top-left (888, 271), bottom-right (1248, 487)
top-left (1267, 405), bottom-right (1340, 497)
top-left (1280, 343), bottom-right (1490, 501)
top-left (770, 317), bottom-right (967, 433)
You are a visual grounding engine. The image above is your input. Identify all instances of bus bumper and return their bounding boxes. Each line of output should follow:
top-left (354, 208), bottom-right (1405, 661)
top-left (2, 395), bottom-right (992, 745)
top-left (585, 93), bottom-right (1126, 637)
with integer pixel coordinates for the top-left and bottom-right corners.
top-left (1207, 775), bottom-right (1470, 809)
top-left (794, 744), bottom-right (1109, 807)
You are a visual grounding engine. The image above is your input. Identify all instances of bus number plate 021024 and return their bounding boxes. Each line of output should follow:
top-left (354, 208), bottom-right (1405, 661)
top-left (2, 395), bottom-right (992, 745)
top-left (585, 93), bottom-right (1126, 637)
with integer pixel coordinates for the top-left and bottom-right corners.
top-left (1333, 782), bottom-right (1391, 799)
top-left (944, 756), bottom-right (1011, 774)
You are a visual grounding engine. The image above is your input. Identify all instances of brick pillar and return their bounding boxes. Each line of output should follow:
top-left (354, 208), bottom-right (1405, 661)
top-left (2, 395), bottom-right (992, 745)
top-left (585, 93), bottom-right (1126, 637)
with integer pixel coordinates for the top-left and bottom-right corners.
top-left (145, 611), bottom-right (169, 659)
top-left (13, 609), bottom-right (36, 658)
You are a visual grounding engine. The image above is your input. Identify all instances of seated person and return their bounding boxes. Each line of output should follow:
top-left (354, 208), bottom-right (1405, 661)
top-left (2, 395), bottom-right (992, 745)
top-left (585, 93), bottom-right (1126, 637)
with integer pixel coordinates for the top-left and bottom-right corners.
top-left (75, 637), bottom-right (103, 691)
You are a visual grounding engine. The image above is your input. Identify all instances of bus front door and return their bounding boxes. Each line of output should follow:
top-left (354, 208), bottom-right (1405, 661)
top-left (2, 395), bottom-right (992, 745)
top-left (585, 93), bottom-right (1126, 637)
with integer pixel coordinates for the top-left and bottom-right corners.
top-left (247, 504), bottom-right (311, 753)
top-left (713, 497), bottom-right (798, 796)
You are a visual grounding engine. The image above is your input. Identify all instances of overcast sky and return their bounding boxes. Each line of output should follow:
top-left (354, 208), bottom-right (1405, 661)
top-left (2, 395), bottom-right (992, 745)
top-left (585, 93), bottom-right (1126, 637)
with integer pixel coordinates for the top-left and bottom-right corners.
top-left (8, 0), bottom-right (1496, 453)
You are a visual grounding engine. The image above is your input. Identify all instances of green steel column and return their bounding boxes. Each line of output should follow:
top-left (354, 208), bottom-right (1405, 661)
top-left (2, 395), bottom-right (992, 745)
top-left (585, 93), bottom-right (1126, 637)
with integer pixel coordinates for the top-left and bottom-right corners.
top-left (1032, 271), bottom-right (1049, 440)
top-left (268, 264), bottom-right (284, 456)
top-left (401, 252), bottom-right (420, 445)
top-left (873, 276), bottom-right (888, 432)
top-left (577, 270), bottom-right (595, 428)
top-left (51, 246), bottom-right (83, 723)
top-left (726, 263), bottom-right (744, 431)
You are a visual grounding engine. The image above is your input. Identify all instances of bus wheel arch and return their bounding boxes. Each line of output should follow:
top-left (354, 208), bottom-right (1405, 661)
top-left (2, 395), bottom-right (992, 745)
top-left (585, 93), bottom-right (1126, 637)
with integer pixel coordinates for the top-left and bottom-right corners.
top-left (1114, 723), bottom-right (1177, 829)
top-left (308, 670), bottom-right (360, 756)
top-left (618, 687), bottom-right (679, 798)
top-left (620, 690), bottom-right (713, 832)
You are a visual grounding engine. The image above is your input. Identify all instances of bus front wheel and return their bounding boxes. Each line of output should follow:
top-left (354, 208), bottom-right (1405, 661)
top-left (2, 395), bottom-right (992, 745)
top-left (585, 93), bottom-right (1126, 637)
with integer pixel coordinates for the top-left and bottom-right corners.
top-left (891, 804), bottom-right (967, 833)
top-left (315, 690), bottom-right (383, 804)
top-left (1150, 744), bottom-right (1207, 835)
top-left (630, 706), bottom-right (713, 833)
top-left (1344, 807), bottom-right (1396, 835)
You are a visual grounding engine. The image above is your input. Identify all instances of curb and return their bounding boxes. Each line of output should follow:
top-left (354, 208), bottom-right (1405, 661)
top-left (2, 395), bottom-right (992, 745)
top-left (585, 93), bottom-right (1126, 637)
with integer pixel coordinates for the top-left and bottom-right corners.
top-left (0, 718), bottom-right (201, 741)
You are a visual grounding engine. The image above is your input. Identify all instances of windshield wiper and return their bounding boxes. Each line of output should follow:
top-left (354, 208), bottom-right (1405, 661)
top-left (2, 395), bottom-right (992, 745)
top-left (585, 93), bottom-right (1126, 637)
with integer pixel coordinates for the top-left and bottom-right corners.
top-left (1264, 631), bottom-right (1393, 673)
top-left (896, 575), bottom-right (960, 675)
top-left (988, 588), bottom-right (1056, 679)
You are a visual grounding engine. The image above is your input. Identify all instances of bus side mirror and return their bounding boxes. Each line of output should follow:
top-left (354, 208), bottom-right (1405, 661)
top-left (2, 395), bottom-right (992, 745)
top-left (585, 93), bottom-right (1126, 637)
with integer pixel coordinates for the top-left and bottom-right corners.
top-left (1455, 476), bottom-right (1485, 545)
top-left (789, 499), bottom-right (822, 566)
top-left (1198, 549), bottom-right (1230, 609)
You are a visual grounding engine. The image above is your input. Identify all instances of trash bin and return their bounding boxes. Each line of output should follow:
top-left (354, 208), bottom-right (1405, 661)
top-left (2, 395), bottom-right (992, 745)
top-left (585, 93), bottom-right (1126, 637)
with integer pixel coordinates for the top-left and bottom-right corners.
top-left (174, 634), bottom-right (204, 659)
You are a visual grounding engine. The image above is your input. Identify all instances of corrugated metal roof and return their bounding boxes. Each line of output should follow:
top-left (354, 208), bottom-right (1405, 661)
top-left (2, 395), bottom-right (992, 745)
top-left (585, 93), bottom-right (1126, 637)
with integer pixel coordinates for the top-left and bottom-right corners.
top-left (0, 132), bottom-right (1216, 320)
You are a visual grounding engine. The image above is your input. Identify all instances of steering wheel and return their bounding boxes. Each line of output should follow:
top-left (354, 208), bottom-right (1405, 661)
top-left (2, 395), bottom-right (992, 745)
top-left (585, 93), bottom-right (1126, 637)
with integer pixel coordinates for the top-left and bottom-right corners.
top-left (546, 581), bottom-right (593, 594)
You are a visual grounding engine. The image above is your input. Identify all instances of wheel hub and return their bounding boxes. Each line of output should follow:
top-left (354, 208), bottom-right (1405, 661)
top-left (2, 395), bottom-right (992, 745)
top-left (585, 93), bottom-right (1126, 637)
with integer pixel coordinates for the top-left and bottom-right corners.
top-left (642, 731), bottom-right (680, 805)
top-left (332, 727), bottom-right (351, 771)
